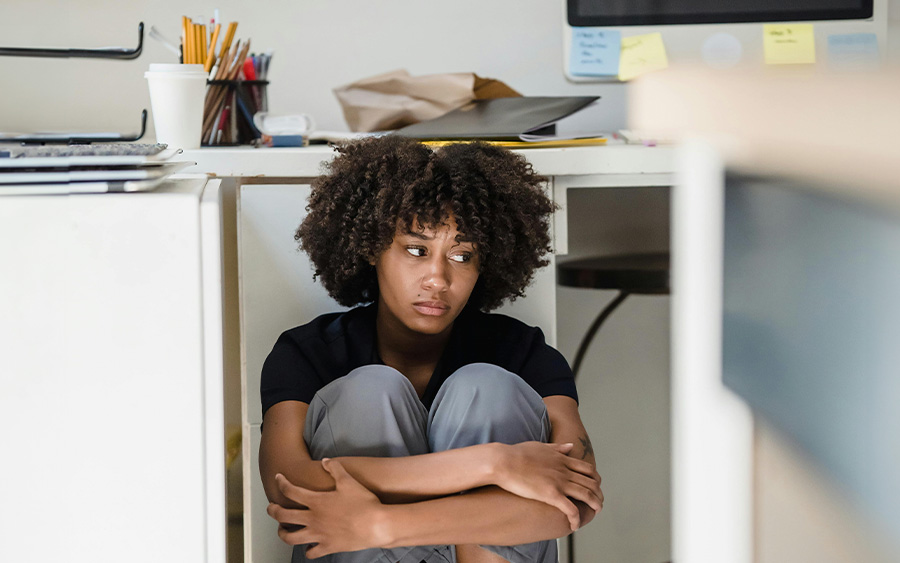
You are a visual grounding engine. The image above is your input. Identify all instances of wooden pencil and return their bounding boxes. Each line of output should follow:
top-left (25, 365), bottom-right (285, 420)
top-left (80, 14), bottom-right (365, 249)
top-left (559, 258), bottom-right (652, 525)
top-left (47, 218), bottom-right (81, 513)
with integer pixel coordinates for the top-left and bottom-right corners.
top-left (182, 17), bottom-right (191, 63)
top-left (204, 23), bottom-right (221, 73)
top-left (203, 46), bottom-right (234, 121)
top-left (203, 46), bottom-right (245, 139)
top-left (188, 21), bottom-right (195, 63)
top-left (194, 24), bottom-right (203, 65)
top-left (202, 45), bottom-right (239, 138)
top-left (203, 41), bottom-right (251, 142)
top-left (204, 43), bottom-right (237, 110)
top-left (200, 24), bottom-right (208, 66)
top-left (219, 22), bottom-right (237, 59)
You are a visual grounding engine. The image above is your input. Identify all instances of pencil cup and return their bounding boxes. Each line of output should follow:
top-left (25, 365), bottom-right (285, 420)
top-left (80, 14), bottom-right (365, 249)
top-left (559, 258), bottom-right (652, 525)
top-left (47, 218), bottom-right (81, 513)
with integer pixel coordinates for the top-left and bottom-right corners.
top-left (202, 79), bottom-right (270, 146)
top-left (145, 64), bottom-right (208, 150)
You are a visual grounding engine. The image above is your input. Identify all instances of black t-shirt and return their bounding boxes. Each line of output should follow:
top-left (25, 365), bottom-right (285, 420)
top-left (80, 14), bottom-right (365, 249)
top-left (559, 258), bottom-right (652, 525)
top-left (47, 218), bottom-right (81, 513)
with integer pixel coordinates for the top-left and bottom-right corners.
top-left (260, 303), bottom-right (578, 418)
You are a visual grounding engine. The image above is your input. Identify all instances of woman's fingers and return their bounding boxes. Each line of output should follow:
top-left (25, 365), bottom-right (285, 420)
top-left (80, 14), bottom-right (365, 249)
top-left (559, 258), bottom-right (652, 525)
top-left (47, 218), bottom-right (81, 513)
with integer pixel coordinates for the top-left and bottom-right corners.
top-left (321, 458), bottom-right (361, 490)
top-left (564, 456), bottom-right (599, 480)
top-left (305, 542), bottom-right (330, 559)
top-left (276, 522), bottom-right (316, 546)
top-left (275, 473), bottom-right (317, 505)
top-left (568, 471), bottom-right (602, 496)
top-left (564, 482), bottom-right (603, 513)
top-left (546, 442), bottom-right (575, 454)
top-left (539, 487), bottom-right (580, 531)
top-left (267, 503), bottom-right (311, 526)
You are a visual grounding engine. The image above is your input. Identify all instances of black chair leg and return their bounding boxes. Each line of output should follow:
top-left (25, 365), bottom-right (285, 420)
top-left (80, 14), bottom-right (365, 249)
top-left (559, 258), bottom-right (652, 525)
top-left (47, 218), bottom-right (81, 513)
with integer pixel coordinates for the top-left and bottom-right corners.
top-left (567, 290), bottom-right (629, 563)
top-left (571, 291), bottom-right (629, 379)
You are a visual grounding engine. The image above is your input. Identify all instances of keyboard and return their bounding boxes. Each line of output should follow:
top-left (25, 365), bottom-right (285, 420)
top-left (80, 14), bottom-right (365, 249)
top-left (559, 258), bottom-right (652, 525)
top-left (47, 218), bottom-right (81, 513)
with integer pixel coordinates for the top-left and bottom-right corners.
top-left (0, 142), bottom-right (193, 194)
top-left (1, 143), bottom-right (169, 159)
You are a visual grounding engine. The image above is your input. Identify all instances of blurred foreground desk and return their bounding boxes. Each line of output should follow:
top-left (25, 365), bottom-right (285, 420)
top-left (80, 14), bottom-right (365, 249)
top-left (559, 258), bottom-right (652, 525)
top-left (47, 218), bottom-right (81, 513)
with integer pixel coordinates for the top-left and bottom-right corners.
top-left (0, 176), bottom-right (227, 562)
top-left (632, 69), bottom-right (900, 563)
top-left (184, 144), bottom-right (675, 563)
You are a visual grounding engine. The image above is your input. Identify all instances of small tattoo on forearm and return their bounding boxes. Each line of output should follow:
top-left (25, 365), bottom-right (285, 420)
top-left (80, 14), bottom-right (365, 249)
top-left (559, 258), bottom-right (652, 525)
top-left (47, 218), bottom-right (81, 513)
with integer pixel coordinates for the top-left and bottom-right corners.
top-left (579, 436), bottom-right (594, 459)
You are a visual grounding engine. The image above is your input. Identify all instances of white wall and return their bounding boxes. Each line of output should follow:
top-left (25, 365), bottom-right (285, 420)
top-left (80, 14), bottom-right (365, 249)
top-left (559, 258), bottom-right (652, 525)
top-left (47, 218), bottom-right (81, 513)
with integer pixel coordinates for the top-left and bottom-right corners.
top-left (2, 0), bottom-right (895, 138)
top-left (0, 0), bottom-right (627, 137)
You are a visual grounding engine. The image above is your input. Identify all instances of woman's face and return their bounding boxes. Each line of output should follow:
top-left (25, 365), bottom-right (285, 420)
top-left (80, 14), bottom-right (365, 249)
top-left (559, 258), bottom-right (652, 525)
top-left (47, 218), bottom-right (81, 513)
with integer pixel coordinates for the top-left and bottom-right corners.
top-left (374, 216), bottom-right (480, 336)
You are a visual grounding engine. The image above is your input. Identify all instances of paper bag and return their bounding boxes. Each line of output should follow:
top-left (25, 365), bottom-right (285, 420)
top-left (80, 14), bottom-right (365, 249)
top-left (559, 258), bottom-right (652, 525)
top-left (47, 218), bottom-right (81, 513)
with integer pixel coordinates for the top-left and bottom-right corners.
top-left (333, 69), bottom-right (521, 132)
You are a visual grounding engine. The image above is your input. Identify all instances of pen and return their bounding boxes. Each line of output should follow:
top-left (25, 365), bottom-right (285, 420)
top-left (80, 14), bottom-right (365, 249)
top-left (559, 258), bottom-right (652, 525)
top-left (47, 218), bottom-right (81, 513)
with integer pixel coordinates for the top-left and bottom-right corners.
top-left (262, 51), bottom-right (272, 80)
top-left (148, 25), bottom-right (181, 57)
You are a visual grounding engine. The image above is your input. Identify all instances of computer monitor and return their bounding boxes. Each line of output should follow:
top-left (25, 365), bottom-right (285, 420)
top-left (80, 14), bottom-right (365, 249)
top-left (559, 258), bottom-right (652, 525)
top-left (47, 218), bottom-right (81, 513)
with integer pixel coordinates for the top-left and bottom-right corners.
top-left (563, 0), bottom-right (886, 82)
top-left (568, 0), bottom-right (873, 27)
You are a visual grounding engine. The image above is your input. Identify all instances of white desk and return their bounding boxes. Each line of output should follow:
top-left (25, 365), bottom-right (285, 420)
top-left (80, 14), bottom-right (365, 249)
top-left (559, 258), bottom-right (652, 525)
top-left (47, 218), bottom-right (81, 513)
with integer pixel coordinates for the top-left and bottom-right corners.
top-left (184, 144), bottom-right (675, 257)
top-left (184, 144), bottom-right (675, 563)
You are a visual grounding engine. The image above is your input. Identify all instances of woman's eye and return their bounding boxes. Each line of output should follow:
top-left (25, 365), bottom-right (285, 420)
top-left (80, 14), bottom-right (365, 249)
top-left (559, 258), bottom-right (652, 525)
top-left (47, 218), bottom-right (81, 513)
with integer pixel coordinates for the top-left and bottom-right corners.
top-left (406, 246), bottom-right (426, 257)
top-left (450, 253), bottom-right (472, 263)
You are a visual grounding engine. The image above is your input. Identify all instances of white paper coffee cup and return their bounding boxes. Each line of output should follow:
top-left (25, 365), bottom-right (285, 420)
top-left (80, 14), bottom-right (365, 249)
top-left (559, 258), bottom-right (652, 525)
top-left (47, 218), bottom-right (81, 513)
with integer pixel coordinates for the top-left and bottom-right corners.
top-left (145, 64), bottom-right (208, 150)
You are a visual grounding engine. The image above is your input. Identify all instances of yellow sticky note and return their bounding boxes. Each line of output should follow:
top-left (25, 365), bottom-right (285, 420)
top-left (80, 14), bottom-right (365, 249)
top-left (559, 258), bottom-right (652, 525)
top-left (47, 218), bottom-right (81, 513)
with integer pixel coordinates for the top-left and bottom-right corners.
top-left (618, 33), bottom-right (669, 81)
top-left (764, 24), bottom-right (816, 64)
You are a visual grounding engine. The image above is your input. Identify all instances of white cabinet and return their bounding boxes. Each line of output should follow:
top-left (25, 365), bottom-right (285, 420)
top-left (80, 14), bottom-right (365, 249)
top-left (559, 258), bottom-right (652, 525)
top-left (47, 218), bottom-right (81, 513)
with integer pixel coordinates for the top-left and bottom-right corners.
top-left (0, 177), bottom-right (226, 563)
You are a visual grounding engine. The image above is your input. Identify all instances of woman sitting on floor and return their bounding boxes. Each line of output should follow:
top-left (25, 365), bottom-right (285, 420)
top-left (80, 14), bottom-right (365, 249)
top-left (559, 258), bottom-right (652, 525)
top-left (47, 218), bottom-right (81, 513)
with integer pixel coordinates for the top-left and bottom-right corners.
top-left (259, 135), bottom-right (603, 563)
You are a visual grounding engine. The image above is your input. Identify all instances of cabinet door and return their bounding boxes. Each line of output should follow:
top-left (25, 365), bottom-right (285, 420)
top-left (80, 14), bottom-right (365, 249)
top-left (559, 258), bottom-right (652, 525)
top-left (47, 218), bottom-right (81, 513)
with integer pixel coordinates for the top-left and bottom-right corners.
top-left (238, 184), bottom-right (344, 563)
top-left (239, 184), bottom-right (345, 428)
top-left (0, 178), bottom-right (222, 563)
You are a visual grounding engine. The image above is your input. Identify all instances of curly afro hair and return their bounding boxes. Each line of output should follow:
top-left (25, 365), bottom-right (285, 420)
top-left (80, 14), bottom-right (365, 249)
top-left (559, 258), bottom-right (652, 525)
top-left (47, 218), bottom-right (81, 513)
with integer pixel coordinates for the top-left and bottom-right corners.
top-left (295, 135), bottom-right (556, 312)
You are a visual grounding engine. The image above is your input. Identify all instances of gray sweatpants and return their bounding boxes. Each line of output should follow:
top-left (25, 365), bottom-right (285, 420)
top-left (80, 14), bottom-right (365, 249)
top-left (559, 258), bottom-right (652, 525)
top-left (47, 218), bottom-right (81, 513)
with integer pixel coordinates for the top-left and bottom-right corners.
top-left (293, 362), bottom-right (559, 563)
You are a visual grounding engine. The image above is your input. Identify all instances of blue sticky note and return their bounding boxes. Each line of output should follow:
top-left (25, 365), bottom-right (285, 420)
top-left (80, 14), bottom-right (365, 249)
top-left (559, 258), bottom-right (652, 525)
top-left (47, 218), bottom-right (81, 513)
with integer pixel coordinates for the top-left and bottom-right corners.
top-left (570, 28), bottom-right (621, 77)
top-left (828, 33), bottom-right (880, 68)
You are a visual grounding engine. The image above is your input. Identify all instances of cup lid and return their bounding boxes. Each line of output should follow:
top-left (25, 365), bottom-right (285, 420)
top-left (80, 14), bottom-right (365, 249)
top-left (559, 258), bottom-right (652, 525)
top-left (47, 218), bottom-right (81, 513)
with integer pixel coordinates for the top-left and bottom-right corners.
top-left (147, 63), bottom-right (206, 73)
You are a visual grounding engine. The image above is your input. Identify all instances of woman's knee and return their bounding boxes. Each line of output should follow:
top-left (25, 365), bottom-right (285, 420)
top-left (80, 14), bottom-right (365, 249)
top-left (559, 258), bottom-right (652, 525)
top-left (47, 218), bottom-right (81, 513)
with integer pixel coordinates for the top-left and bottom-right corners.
top-left (317, 364), bottom-right (415, 406)
top-left (304, 364), bottom-right (429, 458)
top-left (440, 362), bottom-right (530, 397)
top-left (428, 363), bottom-right (549, 450)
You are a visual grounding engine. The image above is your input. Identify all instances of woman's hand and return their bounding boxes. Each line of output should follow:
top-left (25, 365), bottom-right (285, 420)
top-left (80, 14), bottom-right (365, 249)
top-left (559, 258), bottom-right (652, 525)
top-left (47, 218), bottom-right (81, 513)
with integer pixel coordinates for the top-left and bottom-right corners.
top-left (492, 442), bottom-right (603, 531)
top-left (266, 459), bottom-right (391, 558)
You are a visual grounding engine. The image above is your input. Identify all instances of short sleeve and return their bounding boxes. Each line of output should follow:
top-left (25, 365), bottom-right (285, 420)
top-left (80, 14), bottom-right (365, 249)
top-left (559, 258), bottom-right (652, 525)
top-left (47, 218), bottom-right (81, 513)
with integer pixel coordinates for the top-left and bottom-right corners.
top-left (519, 327), bottom-right (579, 404)
top-left (260, 331), bottom-right (323, 419)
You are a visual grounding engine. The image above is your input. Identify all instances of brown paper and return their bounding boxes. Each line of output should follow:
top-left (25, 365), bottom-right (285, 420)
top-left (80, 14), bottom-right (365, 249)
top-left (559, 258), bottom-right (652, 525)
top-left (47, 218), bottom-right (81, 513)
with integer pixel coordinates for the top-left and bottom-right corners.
top-left (333, 69), bottom-right (521, 132)
top-left (473, 75), bottom-right (521, 100)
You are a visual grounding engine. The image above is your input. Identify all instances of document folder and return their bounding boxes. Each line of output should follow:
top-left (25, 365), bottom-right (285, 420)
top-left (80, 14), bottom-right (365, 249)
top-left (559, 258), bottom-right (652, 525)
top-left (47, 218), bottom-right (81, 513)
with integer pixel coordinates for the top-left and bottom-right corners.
top-left (395, 96), bottom-right (599, 141)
